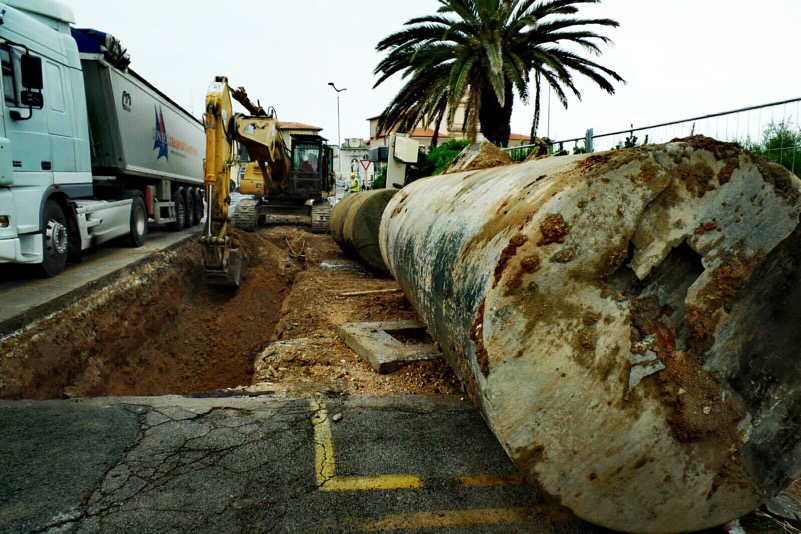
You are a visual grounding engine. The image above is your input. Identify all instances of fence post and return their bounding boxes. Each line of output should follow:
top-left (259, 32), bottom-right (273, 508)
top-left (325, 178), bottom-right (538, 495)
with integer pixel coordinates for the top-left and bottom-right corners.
top-left (585, 128), bottom-right (594, 153)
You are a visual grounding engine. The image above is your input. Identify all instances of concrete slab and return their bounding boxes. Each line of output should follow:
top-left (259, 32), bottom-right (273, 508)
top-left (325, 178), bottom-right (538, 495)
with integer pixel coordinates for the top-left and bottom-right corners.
top-left (336, 320), bottom-right (441, 373)
top-left (0, 229), bottom-right (196, 335)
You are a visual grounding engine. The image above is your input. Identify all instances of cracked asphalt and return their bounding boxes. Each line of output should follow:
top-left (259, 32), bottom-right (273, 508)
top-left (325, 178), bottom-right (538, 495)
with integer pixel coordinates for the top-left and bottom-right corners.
top-left (0, 395), bottom-right (606, 533)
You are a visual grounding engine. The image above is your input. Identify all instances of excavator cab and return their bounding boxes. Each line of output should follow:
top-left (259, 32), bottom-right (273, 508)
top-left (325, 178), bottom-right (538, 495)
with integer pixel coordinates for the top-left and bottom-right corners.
top-left (289, 134), bottom-right (334, 199)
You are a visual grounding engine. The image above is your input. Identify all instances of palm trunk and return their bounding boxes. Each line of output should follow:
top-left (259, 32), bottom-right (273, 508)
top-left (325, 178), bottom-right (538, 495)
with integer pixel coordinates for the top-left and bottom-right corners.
top-left (479, 81), bottom-right (514, 146)
top-left (431, 112), bottom-right (444, 148)
top-left (530, 72), bottom-right (541, 142)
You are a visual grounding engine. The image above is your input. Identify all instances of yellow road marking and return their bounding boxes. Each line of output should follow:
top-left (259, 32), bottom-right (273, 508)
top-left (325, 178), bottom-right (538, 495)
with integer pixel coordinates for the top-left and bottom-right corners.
top-left (309, 398), bottom-right (422, 492)
top-left (455, 473), bottom-right (526, 487)
top-left (338, 506), bottom-right (575, 531)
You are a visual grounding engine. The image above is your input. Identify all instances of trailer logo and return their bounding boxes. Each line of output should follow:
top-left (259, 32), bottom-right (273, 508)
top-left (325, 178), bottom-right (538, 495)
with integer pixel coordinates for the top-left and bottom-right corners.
top-left (153, 106), bottom-right (170, 160)
top-left (122, 91), bottom-right (132, 112)
top-left (152, 105), bottom-right (199, 161)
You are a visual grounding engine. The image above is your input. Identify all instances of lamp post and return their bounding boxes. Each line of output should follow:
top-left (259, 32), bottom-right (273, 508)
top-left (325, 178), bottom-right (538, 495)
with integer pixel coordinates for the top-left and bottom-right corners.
top-left (327, 82), bottom-right (347, 150)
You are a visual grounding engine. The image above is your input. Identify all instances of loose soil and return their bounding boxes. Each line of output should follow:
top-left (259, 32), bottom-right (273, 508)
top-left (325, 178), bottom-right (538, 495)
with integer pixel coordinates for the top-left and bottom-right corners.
top-left (249, 227), bottom-right (461, 397)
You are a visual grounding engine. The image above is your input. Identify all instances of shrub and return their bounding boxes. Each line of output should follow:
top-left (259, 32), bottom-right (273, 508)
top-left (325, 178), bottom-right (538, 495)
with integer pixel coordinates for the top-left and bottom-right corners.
top-left (742, 120), bottom-right (801, 175)
top-left (373, 165), bottom-right (387, 189)
top-left (420, 139), bottom-right (471, 176)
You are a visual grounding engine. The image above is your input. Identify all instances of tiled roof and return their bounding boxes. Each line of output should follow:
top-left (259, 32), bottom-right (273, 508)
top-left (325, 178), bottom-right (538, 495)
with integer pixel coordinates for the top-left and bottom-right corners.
top-left (508, 133), bottom-right (531, 142)
top-left (410, 127), bottom-right (451, 138)
top-left (373, 127), bottom-right (451, 139)
top-left (278, 122), bottom-right (322, 131)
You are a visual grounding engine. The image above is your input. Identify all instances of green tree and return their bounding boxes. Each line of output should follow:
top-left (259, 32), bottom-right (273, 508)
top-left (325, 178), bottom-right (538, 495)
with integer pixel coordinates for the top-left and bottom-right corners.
top-left (374, 0), bottom-right (624, 147)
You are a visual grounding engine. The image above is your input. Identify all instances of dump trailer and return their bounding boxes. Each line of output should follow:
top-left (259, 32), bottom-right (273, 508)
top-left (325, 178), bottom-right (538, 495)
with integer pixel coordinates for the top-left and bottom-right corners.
top-left (380, 138), bottom-right (801, 532)
top-left (0, 1), bottom-right (204, 277)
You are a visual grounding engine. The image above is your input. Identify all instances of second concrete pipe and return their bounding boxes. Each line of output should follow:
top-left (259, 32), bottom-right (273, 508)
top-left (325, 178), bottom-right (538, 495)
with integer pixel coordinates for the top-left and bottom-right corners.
top-left (330, 189), bottom-right (398, 274)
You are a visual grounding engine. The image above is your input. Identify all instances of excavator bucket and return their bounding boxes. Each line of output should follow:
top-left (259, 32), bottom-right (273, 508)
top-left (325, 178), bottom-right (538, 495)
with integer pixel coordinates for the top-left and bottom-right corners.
top-left (203, 242), bottom-right (244, 287)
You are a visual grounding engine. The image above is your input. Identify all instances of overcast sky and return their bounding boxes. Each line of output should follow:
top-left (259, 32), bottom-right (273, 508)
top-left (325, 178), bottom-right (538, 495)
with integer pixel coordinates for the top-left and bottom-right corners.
top-left (65, 0), bottom-right (801, 145)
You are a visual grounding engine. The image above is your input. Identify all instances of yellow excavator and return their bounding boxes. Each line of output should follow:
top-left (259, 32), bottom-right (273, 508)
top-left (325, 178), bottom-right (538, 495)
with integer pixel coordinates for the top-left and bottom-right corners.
top-left (200, 76), bottom-right (335, 286)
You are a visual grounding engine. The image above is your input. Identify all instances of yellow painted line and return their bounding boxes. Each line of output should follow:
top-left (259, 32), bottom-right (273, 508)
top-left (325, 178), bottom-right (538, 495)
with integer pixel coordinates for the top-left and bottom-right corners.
top-left (309, 398), bottom-right (423, 492)
top-left (322, 475), bottom-right (421, 492)
top-left (455, 473), bottom-right (526, 487)
top-left (338, 506), bottom-right (575, 531)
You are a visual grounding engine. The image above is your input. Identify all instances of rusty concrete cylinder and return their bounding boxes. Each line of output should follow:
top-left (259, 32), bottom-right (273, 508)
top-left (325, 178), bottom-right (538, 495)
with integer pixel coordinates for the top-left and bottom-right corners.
top-left (331, 189), bottom-right (398, 274)
top-left (379, 138), bottom-right (801, 533)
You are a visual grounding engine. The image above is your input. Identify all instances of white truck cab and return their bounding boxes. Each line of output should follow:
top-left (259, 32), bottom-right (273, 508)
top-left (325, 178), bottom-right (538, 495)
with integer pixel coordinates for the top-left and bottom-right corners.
top-left (0, 0), bottom-right (204, 276)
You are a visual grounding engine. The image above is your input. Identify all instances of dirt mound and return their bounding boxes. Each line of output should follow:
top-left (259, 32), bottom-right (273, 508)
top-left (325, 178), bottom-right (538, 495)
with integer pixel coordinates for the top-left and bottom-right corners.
top-left (443, 141), bottom-right (514, 174)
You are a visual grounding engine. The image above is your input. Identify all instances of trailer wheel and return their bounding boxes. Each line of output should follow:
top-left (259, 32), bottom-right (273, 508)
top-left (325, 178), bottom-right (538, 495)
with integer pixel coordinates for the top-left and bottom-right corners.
top-left (39, 200), bottom-right (69, 277)
top-left (194, 188), bottom-right (204, 226)
top-left (170, 189), bottom-right (186, 231)
top-left (126, 194), bottom-right (148, 247)
top-left (185, 191), bottom-right (196, 228)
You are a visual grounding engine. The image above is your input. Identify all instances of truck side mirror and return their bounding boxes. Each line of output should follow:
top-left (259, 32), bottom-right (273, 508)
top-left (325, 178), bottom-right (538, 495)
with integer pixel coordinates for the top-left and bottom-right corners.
top-left (10, 54), bottom-right (44, 120)
top-left (20, 54), bottom-right (43, 89)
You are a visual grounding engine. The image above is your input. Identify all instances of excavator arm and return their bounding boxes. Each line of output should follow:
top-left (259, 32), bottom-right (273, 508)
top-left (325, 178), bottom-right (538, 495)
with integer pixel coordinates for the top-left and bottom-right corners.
top-left (200, 76), bottom-right (243, 286)
top-left (200, 76), bottom-right (292, 286)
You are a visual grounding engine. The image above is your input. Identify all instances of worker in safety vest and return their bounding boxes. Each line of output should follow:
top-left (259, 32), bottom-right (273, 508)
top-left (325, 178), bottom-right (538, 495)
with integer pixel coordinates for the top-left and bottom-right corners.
top-left (350, 173), bottom-right (360, 193)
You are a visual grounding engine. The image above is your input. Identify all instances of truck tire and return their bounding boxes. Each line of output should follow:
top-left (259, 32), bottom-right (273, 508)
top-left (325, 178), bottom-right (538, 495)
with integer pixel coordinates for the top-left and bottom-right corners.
top-left (194, 188), bottom-right (204, 225)
top-left (39, 200), bottom-right (69, 277)
top-left (194, 187), bottom-right (203, 224)
top-left (126, 194), bottom-right (148, 247)
top-left (170, 189), bottom-right (186, 231)
top-left (311, 201), bottom-right (332, 234)
top-left (185, 191), bottom-right (196, 228)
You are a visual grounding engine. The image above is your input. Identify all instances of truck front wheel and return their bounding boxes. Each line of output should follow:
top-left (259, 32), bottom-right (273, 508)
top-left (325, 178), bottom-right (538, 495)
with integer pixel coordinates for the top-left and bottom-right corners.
top-left (39, 200), bottom-right (69, 277)
top-left (126, 194), bottom-right (148, 247)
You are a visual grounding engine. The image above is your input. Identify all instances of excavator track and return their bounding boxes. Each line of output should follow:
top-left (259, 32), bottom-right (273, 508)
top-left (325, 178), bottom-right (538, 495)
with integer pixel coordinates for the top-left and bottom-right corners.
top-left (232, 198), bottom-right (260, 232)
top-left (311, 201), bottom-right (332, 234)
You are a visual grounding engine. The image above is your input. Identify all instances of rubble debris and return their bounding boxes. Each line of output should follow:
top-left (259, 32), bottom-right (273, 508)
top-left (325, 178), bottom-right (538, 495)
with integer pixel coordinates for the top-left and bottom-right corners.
top-left (524, 137), bottom-right (553, 161)
top-left (380, 137), bottom-right (801, 532)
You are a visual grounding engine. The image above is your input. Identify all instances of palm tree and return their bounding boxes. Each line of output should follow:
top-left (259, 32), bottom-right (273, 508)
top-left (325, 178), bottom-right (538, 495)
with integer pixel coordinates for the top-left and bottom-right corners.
top-left (374, 0), bottom-right (624, 147)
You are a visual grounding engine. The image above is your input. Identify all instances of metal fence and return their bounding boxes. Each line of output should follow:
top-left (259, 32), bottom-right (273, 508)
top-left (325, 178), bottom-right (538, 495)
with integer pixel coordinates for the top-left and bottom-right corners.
top-left (503, 97), bottom-right (801, 175)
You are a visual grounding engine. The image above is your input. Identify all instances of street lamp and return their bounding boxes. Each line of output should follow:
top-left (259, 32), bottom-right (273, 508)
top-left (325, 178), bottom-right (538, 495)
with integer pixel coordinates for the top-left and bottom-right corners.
top-left (328, 82), bottom-right (347, 150)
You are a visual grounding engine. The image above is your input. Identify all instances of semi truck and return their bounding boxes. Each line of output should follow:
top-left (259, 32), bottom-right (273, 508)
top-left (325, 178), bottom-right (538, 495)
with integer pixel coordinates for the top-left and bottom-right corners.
top-left (0, 0), bottom-right (205, 276)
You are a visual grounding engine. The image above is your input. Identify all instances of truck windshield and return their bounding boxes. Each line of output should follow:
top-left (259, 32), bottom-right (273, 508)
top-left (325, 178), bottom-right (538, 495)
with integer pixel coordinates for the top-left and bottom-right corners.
top-left (294, 144), bottom-right (319, 174)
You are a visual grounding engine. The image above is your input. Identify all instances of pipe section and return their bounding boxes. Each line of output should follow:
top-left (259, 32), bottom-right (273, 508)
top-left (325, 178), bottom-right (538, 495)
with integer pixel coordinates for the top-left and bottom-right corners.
top-left (331, 189), bottom-right (398, 274)
top-left (379, 137), bottom-right (801, 532)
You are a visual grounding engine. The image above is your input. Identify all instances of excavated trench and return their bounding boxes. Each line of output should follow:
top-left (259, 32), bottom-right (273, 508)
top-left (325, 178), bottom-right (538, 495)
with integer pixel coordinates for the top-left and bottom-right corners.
top-left (0, 229), bottom-right (301, 399)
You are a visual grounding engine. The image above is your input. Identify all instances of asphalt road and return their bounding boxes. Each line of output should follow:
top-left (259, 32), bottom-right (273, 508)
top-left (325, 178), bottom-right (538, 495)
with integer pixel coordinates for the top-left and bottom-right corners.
top-left (0, 395), bottom-right (605, 534)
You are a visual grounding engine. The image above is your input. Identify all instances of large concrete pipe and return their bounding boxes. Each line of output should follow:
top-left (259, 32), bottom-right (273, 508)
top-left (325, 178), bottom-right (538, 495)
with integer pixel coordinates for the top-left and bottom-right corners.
top-left (331, 189), bottom-right (398, 274)
top-left (379, 137), bottom-right (801, 532)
